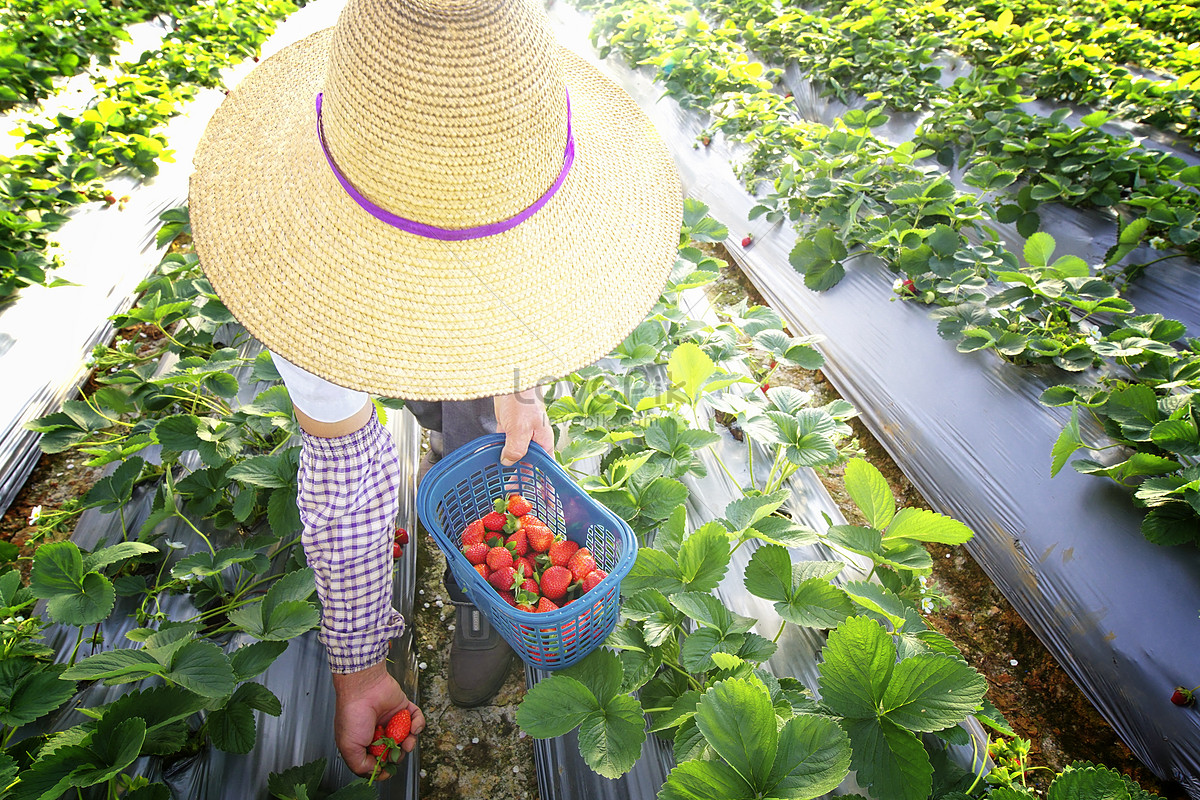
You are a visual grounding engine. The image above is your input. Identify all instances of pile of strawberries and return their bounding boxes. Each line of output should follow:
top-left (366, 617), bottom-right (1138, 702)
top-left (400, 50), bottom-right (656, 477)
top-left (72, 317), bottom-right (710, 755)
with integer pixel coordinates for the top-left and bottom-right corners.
top-left (460, 493), bottom-right (608, 613)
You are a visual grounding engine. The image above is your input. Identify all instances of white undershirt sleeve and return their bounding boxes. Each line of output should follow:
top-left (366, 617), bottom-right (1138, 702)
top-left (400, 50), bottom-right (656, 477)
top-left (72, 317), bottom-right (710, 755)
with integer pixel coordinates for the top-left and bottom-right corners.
top-left (271, 352), bottom-right (370, 423)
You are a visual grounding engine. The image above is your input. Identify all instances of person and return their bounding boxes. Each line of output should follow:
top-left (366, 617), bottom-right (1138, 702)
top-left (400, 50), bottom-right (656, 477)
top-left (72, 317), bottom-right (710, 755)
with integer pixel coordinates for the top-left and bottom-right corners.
top-left (188, 0), bottom-right (682, 778)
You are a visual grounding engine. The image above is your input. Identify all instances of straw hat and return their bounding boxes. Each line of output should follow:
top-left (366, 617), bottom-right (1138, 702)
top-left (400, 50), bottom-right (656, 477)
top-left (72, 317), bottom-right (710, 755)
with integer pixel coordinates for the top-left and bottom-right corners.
top-left (190, 0), bottom-right (682, 400)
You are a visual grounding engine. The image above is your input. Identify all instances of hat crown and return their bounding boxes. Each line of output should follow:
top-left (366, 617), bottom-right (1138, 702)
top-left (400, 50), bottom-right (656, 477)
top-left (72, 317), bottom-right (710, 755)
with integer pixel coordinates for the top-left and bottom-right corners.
top-left (321, 0), bottom-right (569, 230)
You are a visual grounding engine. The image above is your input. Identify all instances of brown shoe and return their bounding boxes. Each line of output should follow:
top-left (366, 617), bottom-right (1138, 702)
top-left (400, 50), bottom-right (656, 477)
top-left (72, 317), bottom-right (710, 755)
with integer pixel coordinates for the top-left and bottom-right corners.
top-left (447, 600), bottom-right (516, 707)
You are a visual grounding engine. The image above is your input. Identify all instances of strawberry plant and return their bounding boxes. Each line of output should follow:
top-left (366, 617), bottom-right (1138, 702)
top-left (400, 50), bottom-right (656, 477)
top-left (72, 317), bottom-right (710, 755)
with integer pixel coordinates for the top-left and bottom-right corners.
top-left (0, 0), bottom-right (311, 300)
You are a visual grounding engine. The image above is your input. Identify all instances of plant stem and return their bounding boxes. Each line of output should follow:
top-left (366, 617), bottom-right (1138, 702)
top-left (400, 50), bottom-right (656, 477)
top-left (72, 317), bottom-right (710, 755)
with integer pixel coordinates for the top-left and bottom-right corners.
top-left (67, 626), bottom-right (86, 667)
top-left (773, 619), bottom-right (786, 643)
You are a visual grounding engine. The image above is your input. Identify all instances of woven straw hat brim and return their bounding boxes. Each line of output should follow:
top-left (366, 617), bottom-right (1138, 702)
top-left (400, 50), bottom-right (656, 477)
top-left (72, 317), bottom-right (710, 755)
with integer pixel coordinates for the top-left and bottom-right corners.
top-left (190, 28), bottom-right (682, 401)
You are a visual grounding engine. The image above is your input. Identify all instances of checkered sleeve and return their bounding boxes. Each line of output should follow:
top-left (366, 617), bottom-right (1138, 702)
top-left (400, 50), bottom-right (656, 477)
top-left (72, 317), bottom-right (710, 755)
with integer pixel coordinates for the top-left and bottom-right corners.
top-left (296, 408), bottom-right (405, 673)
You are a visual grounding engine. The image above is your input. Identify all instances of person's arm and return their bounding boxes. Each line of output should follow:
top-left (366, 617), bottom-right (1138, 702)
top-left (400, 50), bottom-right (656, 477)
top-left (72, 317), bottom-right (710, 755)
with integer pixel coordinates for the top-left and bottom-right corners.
top-left (293, 398), bottom-right (424, 778)
top-left (494, 386), bottom-right (554, 465)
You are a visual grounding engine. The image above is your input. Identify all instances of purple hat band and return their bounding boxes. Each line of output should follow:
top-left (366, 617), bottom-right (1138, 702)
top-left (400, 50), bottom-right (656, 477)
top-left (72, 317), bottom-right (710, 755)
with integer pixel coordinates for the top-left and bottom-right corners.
top-left (315, 91), bottom-right (575, 241)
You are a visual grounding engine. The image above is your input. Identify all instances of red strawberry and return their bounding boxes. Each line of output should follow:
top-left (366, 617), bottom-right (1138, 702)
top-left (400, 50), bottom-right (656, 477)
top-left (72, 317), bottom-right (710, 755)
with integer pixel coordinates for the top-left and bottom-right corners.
top-left (701, 135), bottom-right (711, 146)
top-left (461, 519), bottom-right (485, 547)
top-left (394, 527), bottom-right (409, 545)
top-left (1171, 687), bottom-right (1195, 707)
top-left (506, 529), bottom-right (529, 556)
top-left (581, 569), bottom-right (608, 593)
top-left (523, 514), bottom-right (550, 529)
top-left (500, 590), bottom-right (518, 607)
top-left (549, 539), bottom-right (579, 567)
top-left (540, 565), bottom-right (572, 600)
top-left (507, 493), bottom-right (532, 516)
top-left (368, 724), bottom-right (386, 757)
top-left (525, 524), bottom-right (553, 553)
top-left (900, 278), bottom-right (916, 295)
top-left (741, 235), bottom-right (752, 247)
top-left (393, 542), bottom-right (403, 559)
top-left (488, 566), bottom-right (517, 592)
top-left (519, 577), bottom-right (539, 594)
top-left (463, 542), bottom-right (489, 565)
top-left (385, 709), bottom-right (411, 742)
top-left (486, 546), bottom-right (514, 571)
top-left (474, 563), bottom-right (489, 579)
top-left (536, 596), bottom-right (560, 613)
top-left (516, 600), bottom-right (537, 612)
top-left (481, 511), bottom-right (507, 531)
top-left (568, 548), bottom-right (597, 582)
top-left (515, 555), bottom-right (537, 578)
top-left (103, 193), bottom-right (116, 205)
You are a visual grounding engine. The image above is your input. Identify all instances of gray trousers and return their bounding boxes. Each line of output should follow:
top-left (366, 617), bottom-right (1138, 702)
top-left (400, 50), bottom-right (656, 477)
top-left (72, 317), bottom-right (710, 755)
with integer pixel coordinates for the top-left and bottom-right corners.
top-left (404, 398), bottom-right (497, 459)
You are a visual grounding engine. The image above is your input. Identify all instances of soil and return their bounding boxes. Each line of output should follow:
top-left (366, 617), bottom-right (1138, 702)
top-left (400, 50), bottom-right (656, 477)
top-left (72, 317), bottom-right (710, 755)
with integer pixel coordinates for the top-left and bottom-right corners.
top-left (0, 246), bottom-right (1189, 799)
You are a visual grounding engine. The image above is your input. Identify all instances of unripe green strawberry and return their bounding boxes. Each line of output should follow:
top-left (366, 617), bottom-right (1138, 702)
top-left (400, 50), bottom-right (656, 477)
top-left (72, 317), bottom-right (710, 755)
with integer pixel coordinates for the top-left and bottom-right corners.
top-left (463, 543), bottom-right (489, 565)
top-left (486, 546), bottom-right (514, 571)
top-left (568, 548), bottom-right (597, 582)
top-left (540, 565), bottom-right (572, 600)
top-left (549, 539), bottom-right (579, 567)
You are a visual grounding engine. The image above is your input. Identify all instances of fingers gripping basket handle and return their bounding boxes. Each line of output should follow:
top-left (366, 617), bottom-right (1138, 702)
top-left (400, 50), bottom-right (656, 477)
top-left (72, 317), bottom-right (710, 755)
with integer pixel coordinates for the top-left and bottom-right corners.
top-left (416, 433), bottom-right (638, 670)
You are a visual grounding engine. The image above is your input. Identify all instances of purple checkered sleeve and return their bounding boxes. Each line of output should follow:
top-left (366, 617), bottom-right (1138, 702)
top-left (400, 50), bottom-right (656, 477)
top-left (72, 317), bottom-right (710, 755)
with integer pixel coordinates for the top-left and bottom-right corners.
top-left (296, 409), bottom-right (404, 673)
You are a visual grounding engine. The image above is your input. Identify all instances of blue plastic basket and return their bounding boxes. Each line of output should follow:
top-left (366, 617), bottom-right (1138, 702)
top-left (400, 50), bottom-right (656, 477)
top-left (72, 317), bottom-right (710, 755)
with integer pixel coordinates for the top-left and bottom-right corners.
top-left (416, 434), bottom-right (638, 670)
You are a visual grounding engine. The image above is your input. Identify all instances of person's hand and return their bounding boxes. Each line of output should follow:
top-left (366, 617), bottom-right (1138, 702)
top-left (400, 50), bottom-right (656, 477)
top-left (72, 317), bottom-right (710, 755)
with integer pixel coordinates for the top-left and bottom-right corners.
top-left (494, 387), bottom-right (554, 466)
top-left (331, 662), bottom-right (424, 778)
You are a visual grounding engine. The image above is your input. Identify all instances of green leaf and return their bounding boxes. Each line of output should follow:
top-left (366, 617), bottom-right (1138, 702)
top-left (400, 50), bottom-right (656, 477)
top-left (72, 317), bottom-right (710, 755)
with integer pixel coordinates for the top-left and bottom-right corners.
top-left (577, 692), bottom-right (646, 779)
top-left (843, 459), bottom-right (895, 529)
top-left (228, 452), bottom-right (295, 489)
top-left (1046, 766), bottom-right (1132, 800)
top-left (0, 661), bottom-right (76, 727)
top-left (210, 682), bottom-right (281, 753)
top-left (743, 543), bottom-right (793, 602)
top-left (61, 649), bottom-right (165, 684)
top-left (724, 491), bottom-right (789, 532)
top-left (844, 717), bottom-right (932, 800)
top-left (31, 542), bottom-right (116, 627)
top-left (818, 616), bottom-right (894, 719)
top-left (81, 542), bottom-right (158, 574)
top-left (765, 713), bottom-right (852, 799)
top-left (1051, 407), bottom-right (1085, 477)
top-left (230, 641), bottom-right (289, 681)
top-left (677, 524), bottom-right (731, 593)
top-left (82, 457), bottom-right (144, 513)
top-left (668, 342), bottom-right (717, 406)
top-left (624, 548), bottom-right (684, 596)
top-left (670, 592), bottom-right (752, 635)
top-left (519, 673), bottom-right (602, 737)
top-left (153, 415), bottom-right (204, 451)
top-left (167, 641), bottom-right (237, 698)
top-left (881, 653), bottom-right (987, 732)
top-left (696, 678), bottom-right (777, 789)
top-left (843, 581), bottom-right (910, 629)
top-left (659, 757), bottom-right (754, 800)
top-left (883, 507), bottom-right (972, 545)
